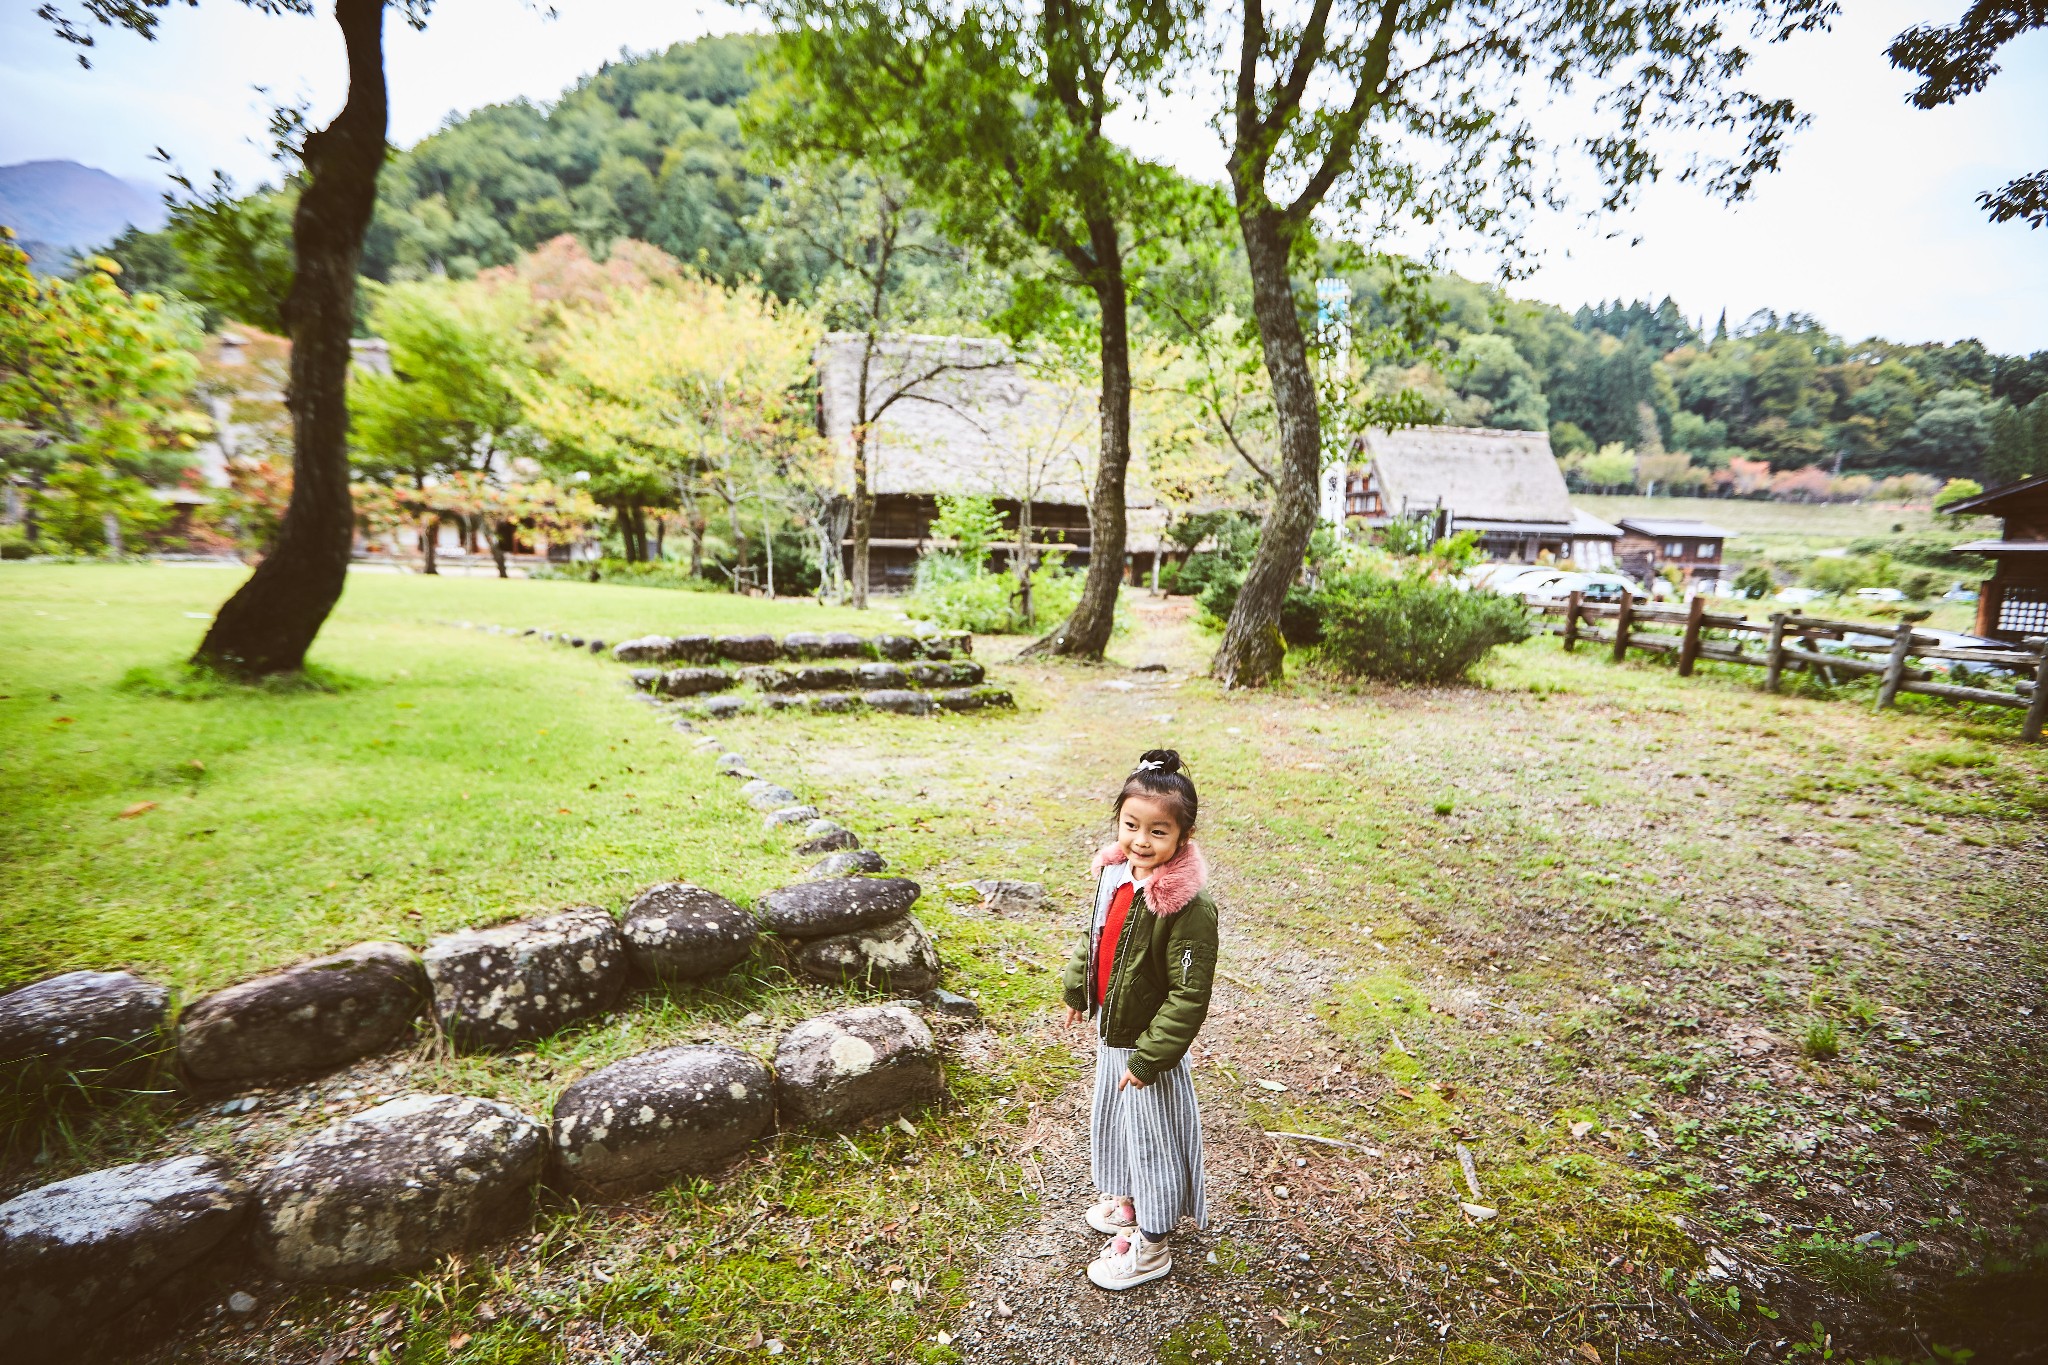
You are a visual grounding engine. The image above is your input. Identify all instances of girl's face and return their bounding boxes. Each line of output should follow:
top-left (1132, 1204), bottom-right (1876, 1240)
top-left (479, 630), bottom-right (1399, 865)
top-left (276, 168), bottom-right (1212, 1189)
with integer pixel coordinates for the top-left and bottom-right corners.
top-left (1117, 793), bottom-right (1185, 875)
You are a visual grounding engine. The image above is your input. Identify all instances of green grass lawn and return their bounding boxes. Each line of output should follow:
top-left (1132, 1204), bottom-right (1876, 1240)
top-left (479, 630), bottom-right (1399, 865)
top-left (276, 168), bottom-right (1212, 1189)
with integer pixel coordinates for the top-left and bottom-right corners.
top-left (0, 563), bottom-right (879, 995)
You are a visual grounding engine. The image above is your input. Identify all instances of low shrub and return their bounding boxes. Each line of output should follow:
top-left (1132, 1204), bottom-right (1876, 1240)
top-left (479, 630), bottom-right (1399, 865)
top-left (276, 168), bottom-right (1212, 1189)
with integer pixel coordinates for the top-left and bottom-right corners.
top-left (1311, 570), bottom-right (1531, 683)
top-left (1194, 568), bottom-right (1324, 645)
top-left (905, 562), bottom-right (1092, 634)
top-left (0, 525), bottom-right (30, 560)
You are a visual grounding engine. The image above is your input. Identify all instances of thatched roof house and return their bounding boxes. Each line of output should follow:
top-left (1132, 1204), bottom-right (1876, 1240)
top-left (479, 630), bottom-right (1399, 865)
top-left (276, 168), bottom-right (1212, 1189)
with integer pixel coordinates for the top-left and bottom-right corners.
top-left (1342, 425), bottom-right (1617, 567)
top-left (815, 332), bottom-right (1166, 586)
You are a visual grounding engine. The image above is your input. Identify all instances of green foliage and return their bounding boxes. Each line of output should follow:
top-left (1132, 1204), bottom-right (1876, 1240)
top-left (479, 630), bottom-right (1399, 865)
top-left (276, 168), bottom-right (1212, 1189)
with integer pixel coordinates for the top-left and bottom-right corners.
top-left (1933, 477), bottom-right (1984, 511)
top-left (1734, 564), bottom-right (1775, 599)
top-left (1312, 570), bottom-right (1533, 684)
top-left (0, 237), bottom-right (205, 553)
top-left (905, 561), bottom-right (1091, 634)
top-left (1801, 1018), bottom-right (1841, 1061)
top-left (1803, 554), bottom-right (1896, 595)
top-left (0, 525), bottom-right (30, 560)
top-left (350, 276), bottom-right (537, 485)
top-left (929, 494), bottom-right (1005, 570)
top-left (157, 171), bottom-right (297, 332)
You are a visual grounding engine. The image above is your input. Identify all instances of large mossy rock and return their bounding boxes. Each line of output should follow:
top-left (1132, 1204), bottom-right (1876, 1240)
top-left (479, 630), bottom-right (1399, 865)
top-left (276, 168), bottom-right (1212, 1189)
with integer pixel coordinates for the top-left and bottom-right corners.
top-left (773, 1005), bottom-right (944, 1131)
top-left (0, 969), bottom-right (167, 1090)
top-left (751, 877), bottom-right (919, 941)
top-left (801, 850), bottom-right (889, 880)
top-left (550, 1044), bottom-right (773, 1195)
top-left (0, 1154), bottom-right (246, 1354)
top-left (657, 667), bottom-right (734, 698)
top-left (423, 907), bottom-right (627, 1052)
top-left (862, 689), bottom-right (935, 716)
top-left (178, 942), bottom-right (427, 1085)
top-left (253, 1094), bottom-right (545, 1283)
top-left (620, 883), bottom-right (756, 982)
top-left (790, 916), bottom-right (941, 994)
top-left (714, 634), bottom-right (782, 663)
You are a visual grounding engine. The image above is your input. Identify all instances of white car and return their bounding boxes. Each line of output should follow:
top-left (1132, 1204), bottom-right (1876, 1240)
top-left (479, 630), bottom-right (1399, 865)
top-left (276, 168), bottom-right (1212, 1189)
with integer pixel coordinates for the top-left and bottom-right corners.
top-left (1855, 587), bottom-right (1906, 603)
top-left (1775, 587), bottom-right (1826, 605)
top-left (1523, 571), bottom-right (1647, 605)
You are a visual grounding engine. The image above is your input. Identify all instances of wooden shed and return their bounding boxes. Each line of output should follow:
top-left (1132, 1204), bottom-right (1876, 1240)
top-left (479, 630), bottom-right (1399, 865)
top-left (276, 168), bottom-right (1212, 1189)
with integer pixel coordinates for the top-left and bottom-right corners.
top-left (1944, 474), bottom-right (2048, 643)
top-left (1614, 517), bottom-right (1731, 587)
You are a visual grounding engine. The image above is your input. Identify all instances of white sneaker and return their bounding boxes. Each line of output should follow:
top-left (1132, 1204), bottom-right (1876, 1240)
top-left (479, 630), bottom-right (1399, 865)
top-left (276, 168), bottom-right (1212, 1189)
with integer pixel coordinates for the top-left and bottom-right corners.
top-left (1086, 1230), bottom-right (1172, 1290)
top-left (1085, 1196), bottom-right (1136, 1235)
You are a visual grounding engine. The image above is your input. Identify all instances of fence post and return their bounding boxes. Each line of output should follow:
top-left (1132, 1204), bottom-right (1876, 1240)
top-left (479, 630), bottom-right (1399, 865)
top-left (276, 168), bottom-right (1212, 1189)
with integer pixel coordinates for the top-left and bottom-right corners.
top-left (1678, 594), bottom-right (1706, 677)
top-left (1765, 612), bottom-right (1787, 693)
top-left (2024, 637), bottom-right (2048, 743)
top-left (1876, 623), bottom-right (1916, 710)
top-left (1563, 590), bottom-right (1583, 652)
top-left (1611, 593), bottom-right (1634, 663)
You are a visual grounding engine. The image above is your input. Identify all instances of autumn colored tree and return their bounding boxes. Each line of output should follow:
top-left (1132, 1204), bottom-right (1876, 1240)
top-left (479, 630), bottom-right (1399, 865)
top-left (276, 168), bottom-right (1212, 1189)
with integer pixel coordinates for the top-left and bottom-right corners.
top-left (518, 274), bottom-right (827, 581)
top-left (0, 235), bottom-right (205, 553)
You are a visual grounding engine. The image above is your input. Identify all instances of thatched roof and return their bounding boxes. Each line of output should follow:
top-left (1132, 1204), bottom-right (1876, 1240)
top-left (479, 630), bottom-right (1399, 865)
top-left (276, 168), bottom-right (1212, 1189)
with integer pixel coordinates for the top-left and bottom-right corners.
top-left (816, 333), bottom-right (1127, 505)
top-left (1361, 425), bottom-right (1571, 527)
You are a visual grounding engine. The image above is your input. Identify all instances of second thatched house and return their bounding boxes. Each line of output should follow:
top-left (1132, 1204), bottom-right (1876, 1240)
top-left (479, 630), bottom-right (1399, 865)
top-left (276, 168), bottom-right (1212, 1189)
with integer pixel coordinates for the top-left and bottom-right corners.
top-left (1341, 425), bottom-right (1621, 568)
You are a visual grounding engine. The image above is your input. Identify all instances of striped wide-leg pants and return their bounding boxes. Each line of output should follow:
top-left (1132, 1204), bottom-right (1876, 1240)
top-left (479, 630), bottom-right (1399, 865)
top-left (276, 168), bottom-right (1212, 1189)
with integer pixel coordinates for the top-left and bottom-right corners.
top-left (1090, 1041), bottom-right (1207, 1232)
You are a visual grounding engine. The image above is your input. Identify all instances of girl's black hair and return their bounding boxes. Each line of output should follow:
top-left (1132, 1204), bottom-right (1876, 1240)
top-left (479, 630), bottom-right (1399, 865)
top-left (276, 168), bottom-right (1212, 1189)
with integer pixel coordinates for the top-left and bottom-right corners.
top-left (1114, 749), bottom-right (1198, 832)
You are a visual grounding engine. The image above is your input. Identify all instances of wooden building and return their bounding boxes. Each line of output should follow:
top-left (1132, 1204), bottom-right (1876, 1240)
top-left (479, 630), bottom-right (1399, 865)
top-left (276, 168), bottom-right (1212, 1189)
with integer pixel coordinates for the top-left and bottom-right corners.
top-left (814, 333), bottom-right (1167, 589)
top-left (1945, 474), bottom-right (2048, 643)
top-left (1342, 425), bottom-right (1620, 568)
top-left (1614, 517), bottom-right (1730, 587)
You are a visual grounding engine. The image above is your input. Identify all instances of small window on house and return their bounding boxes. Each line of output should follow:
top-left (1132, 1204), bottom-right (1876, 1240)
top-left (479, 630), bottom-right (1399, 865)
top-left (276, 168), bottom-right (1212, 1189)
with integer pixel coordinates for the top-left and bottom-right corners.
top-left (1664, 540), bottom-right (1684, 557)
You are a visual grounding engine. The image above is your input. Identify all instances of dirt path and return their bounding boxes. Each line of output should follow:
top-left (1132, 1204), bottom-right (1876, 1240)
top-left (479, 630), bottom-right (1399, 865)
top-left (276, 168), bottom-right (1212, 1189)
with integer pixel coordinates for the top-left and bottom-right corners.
top-left (790, 594), bottom-right (2048, 1364)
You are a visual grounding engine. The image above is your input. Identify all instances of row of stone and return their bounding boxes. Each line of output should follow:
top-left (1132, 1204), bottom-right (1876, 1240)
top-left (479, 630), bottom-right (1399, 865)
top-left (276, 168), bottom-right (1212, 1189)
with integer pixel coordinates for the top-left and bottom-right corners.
top-left (614, 628), bottom-right (971, 666)
top-left (685, 684), bottom-right (1015, 721)
top-left (0, 876), bottom-right (935, 1096)
top-left (0, 1000), bottom-right (955, 1351)
top-left (634, 658), bottom-right (988, 697)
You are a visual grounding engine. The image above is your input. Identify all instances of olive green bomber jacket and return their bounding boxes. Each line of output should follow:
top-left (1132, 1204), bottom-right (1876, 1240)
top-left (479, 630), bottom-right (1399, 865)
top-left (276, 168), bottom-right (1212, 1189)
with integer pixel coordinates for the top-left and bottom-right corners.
top-left (1060, 846), bottom-right (1220, 1085)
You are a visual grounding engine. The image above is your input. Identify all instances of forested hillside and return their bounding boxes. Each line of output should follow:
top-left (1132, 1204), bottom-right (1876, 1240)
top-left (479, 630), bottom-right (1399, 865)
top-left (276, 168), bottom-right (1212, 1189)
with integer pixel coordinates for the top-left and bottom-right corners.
top-left (99, 34), bottom-right (2048, 495)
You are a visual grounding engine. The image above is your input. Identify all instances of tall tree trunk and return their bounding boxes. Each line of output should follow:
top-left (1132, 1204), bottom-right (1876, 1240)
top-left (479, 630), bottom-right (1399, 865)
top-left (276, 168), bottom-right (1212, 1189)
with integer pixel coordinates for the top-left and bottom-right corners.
top-left (421, 515), bottom-right (438, 575)
top-left (850, 426), bottom-right (873, 609)
top-left (191, 0), bottom-right (387, 678)
top-left (1210, 209), bottom-right (1321, 688)
top-left (491, 521), bottom-right (511, 578)
top-left (688, 512), bottom-right (706, 577)
top-left (1021, 246), bottom-right (1129, 658)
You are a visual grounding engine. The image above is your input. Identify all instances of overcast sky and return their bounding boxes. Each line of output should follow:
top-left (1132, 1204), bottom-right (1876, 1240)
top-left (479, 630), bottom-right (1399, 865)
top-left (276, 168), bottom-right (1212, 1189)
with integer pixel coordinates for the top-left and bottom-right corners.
top-left (4, 0), bottom-right (2044, 353)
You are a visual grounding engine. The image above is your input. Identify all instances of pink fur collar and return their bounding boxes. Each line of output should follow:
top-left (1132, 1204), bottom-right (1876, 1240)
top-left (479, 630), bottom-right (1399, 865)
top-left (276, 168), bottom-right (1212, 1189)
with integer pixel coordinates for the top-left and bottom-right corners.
top-left (1091, 839), bottom-right (1208, 916)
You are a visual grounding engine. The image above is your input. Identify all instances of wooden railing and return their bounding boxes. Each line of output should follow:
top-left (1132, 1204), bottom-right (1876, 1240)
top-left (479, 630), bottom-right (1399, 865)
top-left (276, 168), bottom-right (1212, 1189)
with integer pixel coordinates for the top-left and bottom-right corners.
top-left (1527, 592), bottom-right (2048, 742)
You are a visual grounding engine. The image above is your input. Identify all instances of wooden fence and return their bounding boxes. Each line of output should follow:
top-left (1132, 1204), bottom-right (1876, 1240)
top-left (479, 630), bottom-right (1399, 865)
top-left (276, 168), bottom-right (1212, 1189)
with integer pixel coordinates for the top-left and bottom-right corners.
top-left (1525, 592), bottom-right (2048, 743)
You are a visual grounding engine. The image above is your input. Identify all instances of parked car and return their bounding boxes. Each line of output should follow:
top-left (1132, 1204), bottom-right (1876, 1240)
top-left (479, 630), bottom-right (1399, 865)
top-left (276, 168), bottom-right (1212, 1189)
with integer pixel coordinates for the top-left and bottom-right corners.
top-left (1855, 587), bottom-right (1906, 603)
top-left (1775, 587), bottom-right (1826, 605)
top-left (1470, 564), bottom-right (1561, 595)
top-left (1522, 571), bottom-right (1648, 605)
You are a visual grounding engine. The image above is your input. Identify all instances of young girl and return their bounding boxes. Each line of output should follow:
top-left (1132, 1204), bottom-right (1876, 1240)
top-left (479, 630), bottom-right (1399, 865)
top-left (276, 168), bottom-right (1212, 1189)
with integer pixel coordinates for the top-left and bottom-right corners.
top-left (1061, 749), bottom-right (1219, 1290)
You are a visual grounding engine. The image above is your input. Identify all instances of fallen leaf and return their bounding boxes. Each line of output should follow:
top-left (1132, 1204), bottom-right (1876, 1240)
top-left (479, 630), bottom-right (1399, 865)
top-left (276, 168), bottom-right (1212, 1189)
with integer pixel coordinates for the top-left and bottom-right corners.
top-left (994, 1299), bottom-right (1013, 1319)
top-left (117, 801), bottom-right (157, 819)
top-left (896, 1116), bottom-right (918, 1136)
top-left (934, 1332), bottom-right (954, 1346)
top-left (1570, 1121), bottom-right (1594, 1139)
top-left (53, 716), bottom-right (73, 724)
top-left (1579, 1345), bottom-right (1602, 1363)
top-left (188, 759), bottom-right (205, 772)
top-left (448, 1333), bottom-right (471, 1351)
top-left (558, 807), bottom-right (572, 815)
top-left (1396, 1088), bottom-right (1416, 1099)
top-left (1256, 1079), bottom-right (1289, 1092)
top-left (1460, 1202), bottom-right (1498, 1221)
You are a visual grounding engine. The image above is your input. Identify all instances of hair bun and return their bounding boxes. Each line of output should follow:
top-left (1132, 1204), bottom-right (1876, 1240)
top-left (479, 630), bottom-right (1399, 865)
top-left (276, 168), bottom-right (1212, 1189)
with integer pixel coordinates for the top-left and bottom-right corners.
top-left (1137, 749), bottom-right (1182, 775)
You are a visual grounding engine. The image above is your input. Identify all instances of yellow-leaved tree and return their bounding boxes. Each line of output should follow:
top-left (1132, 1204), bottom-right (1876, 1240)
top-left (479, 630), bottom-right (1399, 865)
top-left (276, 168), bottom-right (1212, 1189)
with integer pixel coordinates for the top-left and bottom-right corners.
top-left (520, 276), bottom-right (828, 592)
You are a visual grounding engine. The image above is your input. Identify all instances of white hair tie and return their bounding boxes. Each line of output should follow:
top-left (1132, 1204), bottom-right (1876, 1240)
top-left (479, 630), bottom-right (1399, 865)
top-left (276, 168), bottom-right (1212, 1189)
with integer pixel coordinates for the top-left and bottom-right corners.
top-left (1136, 759), bottom-right (1162, 771)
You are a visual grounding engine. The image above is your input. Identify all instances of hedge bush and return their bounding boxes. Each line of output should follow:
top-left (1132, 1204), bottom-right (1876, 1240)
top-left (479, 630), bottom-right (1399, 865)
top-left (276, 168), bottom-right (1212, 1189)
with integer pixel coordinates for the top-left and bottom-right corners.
top-left (1312, 570), bottom-right (1531, 683)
